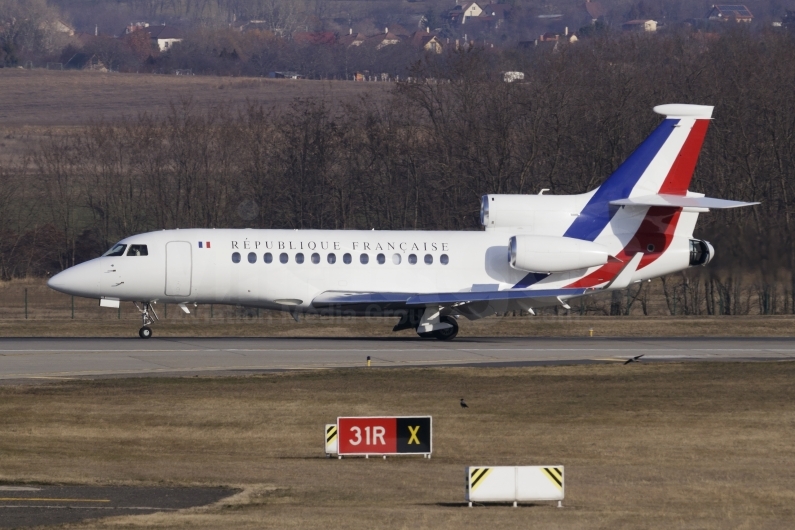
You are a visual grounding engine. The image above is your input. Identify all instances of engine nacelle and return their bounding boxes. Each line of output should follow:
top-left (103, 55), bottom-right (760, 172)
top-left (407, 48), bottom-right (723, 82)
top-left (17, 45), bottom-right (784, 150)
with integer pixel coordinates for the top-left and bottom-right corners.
top-left (481, 194), bottom-right (582, 231)
top-left (689, 239), bottom-right (714, 266)
top-left (509, 235), bottom-right (611, 273)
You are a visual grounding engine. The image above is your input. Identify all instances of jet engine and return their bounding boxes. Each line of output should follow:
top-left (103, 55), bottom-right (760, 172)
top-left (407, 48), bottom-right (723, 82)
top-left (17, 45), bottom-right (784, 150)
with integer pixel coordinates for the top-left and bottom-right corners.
top-left (689, 239), bottom-right (714, 266)
top-left (509, 235), bottom-right (611, 273)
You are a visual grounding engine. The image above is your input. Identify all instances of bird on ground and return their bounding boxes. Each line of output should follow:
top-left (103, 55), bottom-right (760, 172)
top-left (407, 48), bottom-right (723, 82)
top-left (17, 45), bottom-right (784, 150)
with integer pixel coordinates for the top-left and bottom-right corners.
top-left (624, 354), bottom-right (645, 365)
top-left (460, 398), bottom-right (468, 408)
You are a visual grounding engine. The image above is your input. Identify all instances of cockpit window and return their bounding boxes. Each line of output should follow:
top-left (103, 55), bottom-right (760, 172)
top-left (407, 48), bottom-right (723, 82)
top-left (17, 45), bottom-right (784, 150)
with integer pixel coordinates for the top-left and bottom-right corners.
top-left (127, 245), bottom-right (148, 256)
top-left (103, 244), bottom-right (127, 257)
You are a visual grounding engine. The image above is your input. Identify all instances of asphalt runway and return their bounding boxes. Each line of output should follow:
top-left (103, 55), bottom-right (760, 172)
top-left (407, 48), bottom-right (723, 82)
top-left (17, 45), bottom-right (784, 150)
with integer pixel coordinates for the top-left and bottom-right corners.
top-left (0, 484), bottom-right (235, 529)
top-left (1, 337), bottom-right (794, 381)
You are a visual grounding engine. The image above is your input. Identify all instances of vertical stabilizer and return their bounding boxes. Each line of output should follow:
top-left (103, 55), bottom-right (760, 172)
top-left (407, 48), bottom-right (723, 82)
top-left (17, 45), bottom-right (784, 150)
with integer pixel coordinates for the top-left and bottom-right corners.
top-left (564, 104), bottom-right (713, 242)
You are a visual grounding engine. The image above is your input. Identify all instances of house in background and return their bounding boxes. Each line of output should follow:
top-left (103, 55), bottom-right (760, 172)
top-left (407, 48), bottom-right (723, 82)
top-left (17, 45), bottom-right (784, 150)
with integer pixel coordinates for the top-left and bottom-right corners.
top-left (706, 5), bottom-right (753, 22)
top-left (65, 52), bottom-right (106, 71)
top-left (409, 29), bottom-right (443, 53)
top-left (122, 23), bottom-right (183, 51)
top-left (365, 28), bottom-right (403, 50)
top-left (449, 2), bottom-right (484, 24)
top-left (481, 4), bottom-right (511, 28)
top-left (622, 19), bottom-right (658, 31)
top-left (51, 19), bottom-right (75, 36)
top-left (538, 27), bottom-right (577, 43)
top-left (339, 30), bottom-right (367, 47)
top-left (147, 26), bottom-right (183, 51)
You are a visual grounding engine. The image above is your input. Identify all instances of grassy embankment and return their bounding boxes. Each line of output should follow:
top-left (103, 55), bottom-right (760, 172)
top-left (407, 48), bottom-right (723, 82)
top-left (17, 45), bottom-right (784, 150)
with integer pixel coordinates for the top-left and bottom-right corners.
top-left (1, 363), bottom-right (793, 529)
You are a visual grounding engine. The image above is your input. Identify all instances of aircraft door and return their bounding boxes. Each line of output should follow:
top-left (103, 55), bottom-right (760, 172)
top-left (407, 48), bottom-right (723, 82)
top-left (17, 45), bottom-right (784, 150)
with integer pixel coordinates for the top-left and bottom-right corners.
top-left (165, 241), bottom-right (192, 296)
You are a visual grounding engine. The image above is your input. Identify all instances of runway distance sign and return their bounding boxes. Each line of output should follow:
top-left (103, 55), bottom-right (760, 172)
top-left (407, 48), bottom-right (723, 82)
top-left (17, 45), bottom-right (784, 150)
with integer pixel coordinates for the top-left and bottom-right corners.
top-left (337, 416), bottom-right (432, 456)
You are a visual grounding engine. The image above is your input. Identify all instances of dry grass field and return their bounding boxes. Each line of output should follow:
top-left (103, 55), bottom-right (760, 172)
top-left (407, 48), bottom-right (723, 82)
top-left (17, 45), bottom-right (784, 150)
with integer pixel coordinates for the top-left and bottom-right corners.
top-left (0, 363), bottom-right (793, 529)
top-left (0, 69), bottom-right (387, 165)
top-left (0, 69), bottom-right (386, 126)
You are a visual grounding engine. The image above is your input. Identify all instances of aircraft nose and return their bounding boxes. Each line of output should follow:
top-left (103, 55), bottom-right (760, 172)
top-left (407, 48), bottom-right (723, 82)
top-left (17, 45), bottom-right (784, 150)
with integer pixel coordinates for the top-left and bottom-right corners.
top-left (47, 260), bottom-right (101, 298)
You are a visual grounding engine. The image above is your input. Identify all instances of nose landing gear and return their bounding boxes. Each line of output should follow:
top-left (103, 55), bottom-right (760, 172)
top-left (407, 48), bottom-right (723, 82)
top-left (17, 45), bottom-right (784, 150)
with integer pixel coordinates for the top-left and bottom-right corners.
top-left (133, 301), bottom-right (159, 339)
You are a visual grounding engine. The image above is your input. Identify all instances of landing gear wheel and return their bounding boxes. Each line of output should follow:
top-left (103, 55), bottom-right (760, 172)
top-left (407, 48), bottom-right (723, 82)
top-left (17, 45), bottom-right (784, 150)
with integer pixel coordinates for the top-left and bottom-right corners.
top-left (139, 326), bottom-right (153, 339)
top-left (432, 316), bottom-right (459, 341)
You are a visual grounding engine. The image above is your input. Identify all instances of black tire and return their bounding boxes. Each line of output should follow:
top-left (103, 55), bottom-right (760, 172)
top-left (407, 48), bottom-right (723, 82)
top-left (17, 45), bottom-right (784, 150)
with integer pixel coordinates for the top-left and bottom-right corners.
top-left (417, 331), bottom-right (435, 339)
top-left (139, 326), bottom-right (153, 339)
top-left (432, 316), bottom-right (459, 341)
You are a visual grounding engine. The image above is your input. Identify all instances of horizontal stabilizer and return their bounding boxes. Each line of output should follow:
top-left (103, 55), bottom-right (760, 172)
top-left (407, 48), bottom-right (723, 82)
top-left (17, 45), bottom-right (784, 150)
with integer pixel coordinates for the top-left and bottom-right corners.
top-left (610, 194), bottom-right (758, 209)
top-left (653, 104), bottom-right (714, 119)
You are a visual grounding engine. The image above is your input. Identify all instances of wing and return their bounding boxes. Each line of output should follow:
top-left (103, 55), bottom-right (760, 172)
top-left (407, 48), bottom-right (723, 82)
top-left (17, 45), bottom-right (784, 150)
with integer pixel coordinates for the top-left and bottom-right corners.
top-left (311, 288), bottom-right (591, 309)
top-left (405, 288), bottom-right (590, 306)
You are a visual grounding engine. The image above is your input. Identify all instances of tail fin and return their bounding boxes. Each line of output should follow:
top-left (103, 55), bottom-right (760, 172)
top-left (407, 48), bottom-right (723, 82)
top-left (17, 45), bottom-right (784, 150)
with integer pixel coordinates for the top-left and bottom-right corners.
top-left (564, 104), bottom-right (713, 241)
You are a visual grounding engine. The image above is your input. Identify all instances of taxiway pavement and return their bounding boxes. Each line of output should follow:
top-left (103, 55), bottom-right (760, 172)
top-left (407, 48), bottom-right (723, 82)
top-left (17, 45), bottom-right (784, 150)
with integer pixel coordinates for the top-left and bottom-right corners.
top-left (0, 484), bottom-right (234, 529)
top-left (1, 337), bottom-right (793, 381)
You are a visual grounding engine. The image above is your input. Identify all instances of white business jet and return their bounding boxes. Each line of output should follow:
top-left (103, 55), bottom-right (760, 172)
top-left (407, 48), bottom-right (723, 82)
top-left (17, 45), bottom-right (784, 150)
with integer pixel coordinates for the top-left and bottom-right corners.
top-left (48, 104), bottom-right (757, 339)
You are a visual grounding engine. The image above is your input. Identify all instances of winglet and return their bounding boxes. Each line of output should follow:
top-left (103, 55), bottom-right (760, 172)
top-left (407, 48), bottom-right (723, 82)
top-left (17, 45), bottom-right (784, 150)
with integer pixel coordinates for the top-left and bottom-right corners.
top-left (604, 252), bottom-right (643, 290)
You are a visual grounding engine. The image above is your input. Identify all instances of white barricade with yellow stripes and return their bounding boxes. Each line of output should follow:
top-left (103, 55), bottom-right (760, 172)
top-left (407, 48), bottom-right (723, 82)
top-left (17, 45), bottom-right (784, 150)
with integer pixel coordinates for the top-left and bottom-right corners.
top-left (325, 424), bottom-right (338, 457)
top-left (466, 466), bottom-right (564, 507)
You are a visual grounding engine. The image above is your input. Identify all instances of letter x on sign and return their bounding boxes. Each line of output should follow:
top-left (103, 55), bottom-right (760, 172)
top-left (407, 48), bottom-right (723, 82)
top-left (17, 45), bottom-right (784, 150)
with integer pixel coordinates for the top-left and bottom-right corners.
top-left (408, 425), bottom-right (421, 444)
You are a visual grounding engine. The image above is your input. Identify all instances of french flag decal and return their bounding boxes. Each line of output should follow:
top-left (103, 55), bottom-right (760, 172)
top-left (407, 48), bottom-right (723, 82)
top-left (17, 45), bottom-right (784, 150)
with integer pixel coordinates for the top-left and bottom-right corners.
top-left (198, 241), bottom-right (211, 248)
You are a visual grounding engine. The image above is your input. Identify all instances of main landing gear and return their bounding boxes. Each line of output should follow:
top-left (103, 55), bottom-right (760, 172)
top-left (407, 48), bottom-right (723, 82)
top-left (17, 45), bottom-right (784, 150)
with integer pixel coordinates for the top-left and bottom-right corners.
top-left (417, 315), bottom-right (459, 341)
top-left (394, 308), bottom-right (459, 341)
top-left (134, 301), bottom-right (159, 339)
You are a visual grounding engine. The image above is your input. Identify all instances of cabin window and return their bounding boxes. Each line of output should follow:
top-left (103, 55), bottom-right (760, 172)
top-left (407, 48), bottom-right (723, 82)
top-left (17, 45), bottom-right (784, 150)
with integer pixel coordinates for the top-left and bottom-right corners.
top-left (127, 244), bottom-right (148, 256)
top-left (296, 253), bottom-right (305, 264)
top-left (311, 252), bottom-right (320, 264)
top-left (328, 253), bottom-right (336, 264)
top-left (232, 252), bottom-right (241, 263)
top-left (377, 253), bottom-right (385, 264)
top-left (440, 254), bottom-right (449, 265)
top-left (360, 253), bottom-right (369, 264)
top-left (424, 254), bottom-right (433, 265)
top-left (103, 244), bottom-right (127, 257)
top-left (279, 252), bottom-right (288, 264)
top-left (392, 253), bottom-right (401, 265)
top-left (264, 252), bottom-right (273, 263)
top-left (248, 252), bottom-right (257, 263)
top-left (343, 253), bottom-right (352, 264)
top-left (408, 254), bottom-right (417, 264)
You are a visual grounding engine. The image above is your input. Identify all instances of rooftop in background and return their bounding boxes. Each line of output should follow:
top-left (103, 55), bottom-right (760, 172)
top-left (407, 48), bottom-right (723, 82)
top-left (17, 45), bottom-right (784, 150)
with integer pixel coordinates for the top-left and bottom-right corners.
top-left (706, 5), bottom-right (754, 22)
